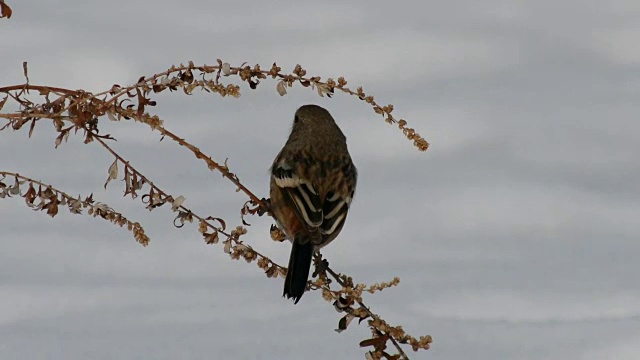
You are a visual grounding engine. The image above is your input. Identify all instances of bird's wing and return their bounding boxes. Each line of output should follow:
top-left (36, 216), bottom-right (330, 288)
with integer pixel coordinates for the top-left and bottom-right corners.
top-left (321, 160), bottom-right (357, 237)
top-left (272, 161), bottom-right (323, 228)
top-left (320, 191), bottom-right (352, 237)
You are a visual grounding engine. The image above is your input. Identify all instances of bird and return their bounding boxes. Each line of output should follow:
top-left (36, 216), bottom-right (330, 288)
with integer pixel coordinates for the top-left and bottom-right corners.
top-left (270, 104), bottom-right (358, 304)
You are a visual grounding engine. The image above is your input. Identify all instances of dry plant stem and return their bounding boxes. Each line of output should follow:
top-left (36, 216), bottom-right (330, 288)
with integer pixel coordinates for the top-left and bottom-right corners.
top-left (3, 172), bottom-right (61, 193)
top-left (151, 125), bottom-right (267, 211)
top-left (2, 62), bottom-right (429, 153)
top-left (97, 132), bottom-right (418, 358)
top-left (93, 135), bottom-right (231, 233)
top-left (0, 84), bottom-right (73, 95)
top-left (83, 63), bottom-right (427, 152)
top-left (2, 110), bottom-right (423, 359)
top-left (1, 61), bottom-right (431, 357)
top-left (95, 132), bottom-right (418, 357)
top-left (2, 117), bottom-right (423, 360)
top-left (0, 85), bottom-right (266, 211)
top-left (324, 266), bottom-right (408, 359)
top-left (93, 136), bottom-right (282, 271)
top-left (0, 171), bottom-right (149, 246)
top-left (0, 172), bottom-right (79, 203)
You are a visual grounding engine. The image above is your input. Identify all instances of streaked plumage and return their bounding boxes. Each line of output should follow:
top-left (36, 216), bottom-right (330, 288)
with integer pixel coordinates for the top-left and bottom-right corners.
top-left (270, 104), bottom-right (357, 304)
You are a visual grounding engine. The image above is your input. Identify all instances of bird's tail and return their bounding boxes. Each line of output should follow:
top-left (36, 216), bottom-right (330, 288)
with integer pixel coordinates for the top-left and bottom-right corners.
top-left (283, 240), bottom-right (314, 304)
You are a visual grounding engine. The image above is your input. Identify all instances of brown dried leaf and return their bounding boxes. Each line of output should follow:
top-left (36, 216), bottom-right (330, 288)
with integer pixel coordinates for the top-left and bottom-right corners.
top-left (9, 179), bottom-right (20, 195)
top-left (104, 159), bottom-right (118, 189)
top-left (152, 84), bottom-right (165, 93)
top-left (204, 231), bottom-right (219, 244)
top-left (270, 224), bottom-right (286, 242)
top-left (205, 216), bottom-right (226, 231)
top-left (54, 132), bottom-right (63, 148)
top-left (181, 69), bottom-right (194, 84)
top-left (22, 61), bottom-right (29, 83)
top-left (106, 110), bottom-right (118, 121)
top-left (336, 314), bottom-right (355, 333)
top-left (223, 239), bottom-right (232, 254)
top-left (68, 198), bottom-right (82, 214)
top-left (333, 296), bottom-right (353, 312)
top-left (171, 195), bottom-right (185, 211)
top-left (46, 198), bottom-right (59, 217)
top-left (265, 264), bottom-right (279, 278)
top-left (28, 119), bottom-right (36, 138)
top-left (276, 80), bottom-right (287, 96)
top-left (0, 1), bottom-right (12, 19)
top-left (173, 210), bottom-right (193, 228)
top-left (221, 63), bottom-right (232, 76)
top-left (24, 183), bottom-right (36, 205)
top-left (320, 84), bottom-right (332, 97)
top-left (360, 335), bottom-right (389, 350)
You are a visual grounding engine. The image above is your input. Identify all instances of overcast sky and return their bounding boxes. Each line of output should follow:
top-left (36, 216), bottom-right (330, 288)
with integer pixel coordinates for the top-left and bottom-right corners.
top-left (1, 1), bottom-right (639, 359)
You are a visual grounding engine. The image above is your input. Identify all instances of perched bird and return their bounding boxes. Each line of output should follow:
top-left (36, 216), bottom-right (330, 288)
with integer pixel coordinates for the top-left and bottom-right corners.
top-left (270, 104), bottom-right (358, 304)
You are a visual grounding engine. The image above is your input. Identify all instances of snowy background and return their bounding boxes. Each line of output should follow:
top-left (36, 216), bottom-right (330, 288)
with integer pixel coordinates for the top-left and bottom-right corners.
top-left (1, 1), bottom-right (639, 359)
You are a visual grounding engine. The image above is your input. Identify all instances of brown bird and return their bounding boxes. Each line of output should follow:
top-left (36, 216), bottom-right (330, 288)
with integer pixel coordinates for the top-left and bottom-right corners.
top-left (270, 104), bottom-right (358, 304)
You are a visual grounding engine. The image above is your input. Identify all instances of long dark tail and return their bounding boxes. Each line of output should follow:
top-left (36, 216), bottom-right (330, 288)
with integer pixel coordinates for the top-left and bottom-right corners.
top-left (283, 241), bottom-right (314, 304)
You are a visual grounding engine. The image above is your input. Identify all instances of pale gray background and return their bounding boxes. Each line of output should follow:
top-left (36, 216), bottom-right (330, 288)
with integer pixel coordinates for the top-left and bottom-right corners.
top-left (1, 1), bottom-right (639, 359)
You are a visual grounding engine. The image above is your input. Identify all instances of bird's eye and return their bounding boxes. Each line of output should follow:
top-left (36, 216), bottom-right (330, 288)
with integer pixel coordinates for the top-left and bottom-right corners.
top-left (294, 115), bottom-right (300, 124)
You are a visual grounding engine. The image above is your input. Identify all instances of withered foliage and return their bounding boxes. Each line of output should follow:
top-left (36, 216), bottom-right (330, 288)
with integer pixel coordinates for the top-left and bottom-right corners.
top-left (0, 0), bottom-right (12, 19)
top-left (0, 59), bottom-right (431, 359)
top-left (0, 172), bottom-right (149, 246)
